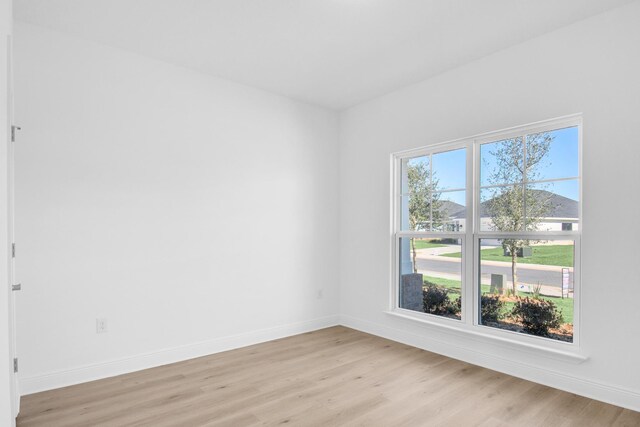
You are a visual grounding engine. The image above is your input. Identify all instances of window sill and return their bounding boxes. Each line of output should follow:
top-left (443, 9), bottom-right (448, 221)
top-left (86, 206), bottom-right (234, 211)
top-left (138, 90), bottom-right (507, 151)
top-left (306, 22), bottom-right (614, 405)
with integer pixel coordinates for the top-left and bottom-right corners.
top-left (384, 309), bottom-right (588, 364)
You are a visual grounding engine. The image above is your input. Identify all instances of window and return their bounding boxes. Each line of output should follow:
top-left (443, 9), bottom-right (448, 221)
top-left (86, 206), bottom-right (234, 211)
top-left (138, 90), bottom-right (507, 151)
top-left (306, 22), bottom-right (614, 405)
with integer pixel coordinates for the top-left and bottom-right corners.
top-left (393, 116), bottom-right (581, 345)
top-left (398, 147), bottom-right (467, 320)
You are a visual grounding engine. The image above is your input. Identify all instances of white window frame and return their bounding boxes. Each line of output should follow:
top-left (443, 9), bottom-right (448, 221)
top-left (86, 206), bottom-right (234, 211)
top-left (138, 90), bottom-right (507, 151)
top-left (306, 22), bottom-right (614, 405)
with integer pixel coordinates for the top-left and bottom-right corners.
top-left (390, 114), bottom-right (582, 355)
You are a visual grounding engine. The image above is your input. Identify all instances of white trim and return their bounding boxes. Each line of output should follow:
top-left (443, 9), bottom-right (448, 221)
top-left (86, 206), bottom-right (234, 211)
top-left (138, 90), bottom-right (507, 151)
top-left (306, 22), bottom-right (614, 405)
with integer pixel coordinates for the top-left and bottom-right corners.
top-left (396, 231), bottom-right (463, 239)
top-left (6, 33), bottom-right (19, 419)
top-left (465, 139), bottom-right (475, 327)
top-left (394, 138), bottom-right (471, 160)
top-left (401, 186), bottom-right (466, 195)
top-left (20, 315), bottom-right (340, 395)
top-left (387, 304), bottom-right (579, 355)
top-left (480, 176), bottom-right (580, 187)
top-left (340, 314), bottom-right (640, 413)
top-left (473, 114), bottom-right (582, 145)
top-left (384, 310), bottom-right (584, 361)
top-left (475, 230), bottom-right (581, 238)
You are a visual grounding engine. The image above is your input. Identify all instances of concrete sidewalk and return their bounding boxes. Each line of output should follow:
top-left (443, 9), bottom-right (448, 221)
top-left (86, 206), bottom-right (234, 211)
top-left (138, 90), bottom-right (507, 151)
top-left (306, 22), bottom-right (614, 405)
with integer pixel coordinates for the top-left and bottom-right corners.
top-left (419, 269), bottom-right (571, 298)
top-left (415, 245), bottom-right (463, 256)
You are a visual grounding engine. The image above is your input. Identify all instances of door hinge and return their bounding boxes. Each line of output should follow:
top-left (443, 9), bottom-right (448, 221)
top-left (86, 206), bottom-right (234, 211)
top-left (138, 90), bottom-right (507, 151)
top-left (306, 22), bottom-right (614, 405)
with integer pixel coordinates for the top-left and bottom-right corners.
top-left (12, 283), bottom-right (21, 291)
top-left (13, 358), bottom-right (18, 373)
top-left (11, 243), bottom-right (15, 258)
top-left (11, 125), bottom-right (21, 142)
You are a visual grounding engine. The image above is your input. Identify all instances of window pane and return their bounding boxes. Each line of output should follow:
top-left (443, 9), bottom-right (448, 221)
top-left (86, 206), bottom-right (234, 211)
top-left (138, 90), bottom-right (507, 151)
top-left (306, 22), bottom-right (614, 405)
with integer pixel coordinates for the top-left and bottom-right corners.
top-left (480, 137), bottom-right (524, 186)
top-left (399, 237), bottom-right (462, 320)
top-left (432, 148), bottom-right (466, 190)
top-left (526, 180), bottom-right (579, 231)
top-left (433, 191), bottom-right (466, 232)
top-left (480, 185), bottom-right (524, 232)
top-left (400, 194), bottom-right (430, 231)
top-left (400, 156), bottom-right (433, 231)
top-left (526, 127), bottom-right (579, 182)
top-left (478, 238), bottom-right (574, 342)
top-left (401, 156), bottom-right (429, 195)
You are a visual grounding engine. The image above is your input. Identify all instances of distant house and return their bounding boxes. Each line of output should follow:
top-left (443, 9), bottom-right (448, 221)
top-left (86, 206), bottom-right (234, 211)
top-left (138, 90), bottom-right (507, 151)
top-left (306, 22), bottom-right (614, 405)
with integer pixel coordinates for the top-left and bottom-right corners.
top-left (437, 190), bottom-right (578, 232)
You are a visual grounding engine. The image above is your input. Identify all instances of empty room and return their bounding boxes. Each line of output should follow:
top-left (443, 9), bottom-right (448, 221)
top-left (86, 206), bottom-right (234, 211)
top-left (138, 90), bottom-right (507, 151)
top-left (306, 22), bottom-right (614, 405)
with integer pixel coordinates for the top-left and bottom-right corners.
top-left (1, 0), bottom-right (640, 425)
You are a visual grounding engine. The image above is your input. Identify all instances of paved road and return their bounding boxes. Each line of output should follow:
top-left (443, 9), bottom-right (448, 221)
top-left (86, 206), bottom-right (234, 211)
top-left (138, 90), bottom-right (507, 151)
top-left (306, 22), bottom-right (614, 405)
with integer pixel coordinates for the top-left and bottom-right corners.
top-left (415, 257), bottom-right (573, 289)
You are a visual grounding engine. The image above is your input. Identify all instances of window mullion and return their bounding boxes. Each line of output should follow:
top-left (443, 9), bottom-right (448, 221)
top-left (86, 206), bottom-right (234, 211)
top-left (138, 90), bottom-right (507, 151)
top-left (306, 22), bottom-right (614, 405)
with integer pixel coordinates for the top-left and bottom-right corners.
top-left (464, 141), bottom-right (475, 326)
top-left (522, 134), bottom-right (527, 232)
top-left (429, 153), bottom-right (433, 231)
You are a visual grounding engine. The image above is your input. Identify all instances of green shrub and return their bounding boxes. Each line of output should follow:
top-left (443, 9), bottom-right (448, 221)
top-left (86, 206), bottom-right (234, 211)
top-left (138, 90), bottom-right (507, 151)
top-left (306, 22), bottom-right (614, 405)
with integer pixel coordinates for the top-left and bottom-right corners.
top-left (480, 294), bottom-right (504, 323)
top-left (453, 296), bottom-right (462, 313)
top-left (423, 286), bottom-right (459, 316)
top-left (510, 297), bottom-right (564, 336)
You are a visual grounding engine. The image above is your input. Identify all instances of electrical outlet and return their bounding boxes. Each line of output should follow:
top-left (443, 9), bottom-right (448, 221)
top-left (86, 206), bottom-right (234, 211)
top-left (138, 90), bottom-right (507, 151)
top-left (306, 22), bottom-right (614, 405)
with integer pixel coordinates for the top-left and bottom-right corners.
top-left (96, 318), bottom-right (108, 334)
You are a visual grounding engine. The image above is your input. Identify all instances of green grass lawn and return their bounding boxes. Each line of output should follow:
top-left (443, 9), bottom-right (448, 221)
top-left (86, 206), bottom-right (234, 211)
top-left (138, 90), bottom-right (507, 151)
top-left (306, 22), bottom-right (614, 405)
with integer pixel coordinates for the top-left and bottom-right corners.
top-left (412, 240), bottom-right (447, 250)
top-left (442, 244), bottom-right (573, 267)
top-left (422, 275), bottom-right (573, 323)
top-left (423, 275), bottom-right (461, 290)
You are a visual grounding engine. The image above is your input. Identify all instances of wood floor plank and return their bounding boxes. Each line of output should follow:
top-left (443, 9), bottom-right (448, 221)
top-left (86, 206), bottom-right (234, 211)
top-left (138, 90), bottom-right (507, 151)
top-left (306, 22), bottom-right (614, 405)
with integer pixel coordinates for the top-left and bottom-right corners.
top-left (16, 326), bottom-right (640, 426)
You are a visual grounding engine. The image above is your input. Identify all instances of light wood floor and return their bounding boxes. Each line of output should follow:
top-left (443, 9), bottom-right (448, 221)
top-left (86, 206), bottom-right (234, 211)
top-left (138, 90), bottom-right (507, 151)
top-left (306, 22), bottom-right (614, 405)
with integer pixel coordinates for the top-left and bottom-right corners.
top-left (17, 326), bottom-right (640, 426)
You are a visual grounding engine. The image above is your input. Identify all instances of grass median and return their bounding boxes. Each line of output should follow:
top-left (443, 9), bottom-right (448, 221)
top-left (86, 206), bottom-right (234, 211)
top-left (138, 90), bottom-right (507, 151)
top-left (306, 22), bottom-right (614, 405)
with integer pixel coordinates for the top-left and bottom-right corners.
top-left (441, 244), bottom-right (573, 267)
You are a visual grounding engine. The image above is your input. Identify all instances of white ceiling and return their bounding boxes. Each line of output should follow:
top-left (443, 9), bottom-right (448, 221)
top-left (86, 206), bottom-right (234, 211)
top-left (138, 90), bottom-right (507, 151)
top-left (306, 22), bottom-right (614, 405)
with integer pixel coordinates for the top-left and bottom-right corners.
top-left (14, 0), bottom-right (635, 110)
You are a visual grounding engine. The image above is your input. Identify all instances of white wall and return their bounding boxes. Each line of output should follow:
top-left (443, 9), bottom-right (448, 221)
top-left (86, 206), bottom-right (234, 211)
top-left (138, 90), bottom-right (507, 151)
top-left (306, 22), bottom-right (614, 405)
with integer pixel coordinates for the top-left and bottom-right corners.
top-left (339, 1), bottom-right (640, 411)
top-left (14, 23), bottom-right (339, 393)
top-left (0, 0), bottom-right (15, 424)
top-left (12, 1), bottom-right (640, 413)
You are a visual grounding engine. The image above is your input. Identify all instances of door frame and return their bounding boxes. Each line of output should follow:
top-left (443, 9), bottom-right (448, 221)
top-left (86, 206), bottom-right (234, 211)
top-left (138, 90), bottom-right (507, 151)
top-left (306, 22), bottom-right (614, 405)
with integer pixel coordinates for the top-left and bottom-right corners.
top-left (6, 33), bottom-right (19, 418)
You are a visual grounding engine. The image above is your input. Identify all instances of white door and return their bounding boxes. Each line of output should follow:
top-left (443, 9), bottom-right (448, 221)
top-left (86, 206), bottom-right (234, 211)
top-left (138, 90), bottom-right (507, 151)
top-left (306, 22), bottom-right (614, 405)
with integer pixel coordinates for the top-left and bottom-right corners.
top-left (6, 34), bottom-right (20, 417)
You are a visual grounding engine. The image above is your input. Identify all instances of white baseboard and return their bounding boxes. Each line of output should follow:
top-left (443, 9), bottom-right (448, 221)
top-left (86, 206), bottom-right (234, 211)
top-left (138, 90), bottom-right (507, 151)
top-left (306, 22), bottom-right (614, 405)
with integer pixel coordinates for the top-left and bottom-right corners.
top-left (339, 314), bottom-right (640, 413)
top-left (20, 314), bottom-right (340, 395)
top-left (21, 313), bottom-right (640, 413)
